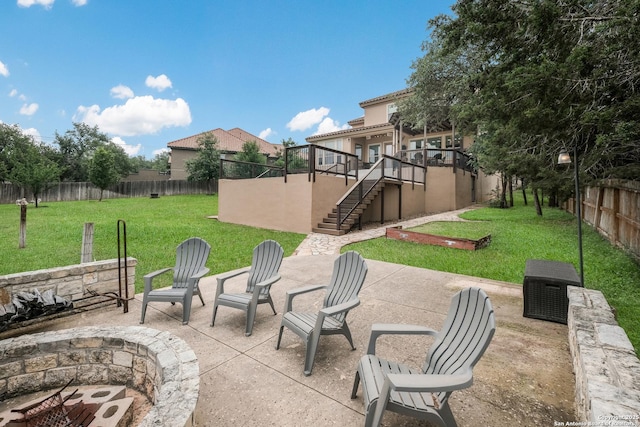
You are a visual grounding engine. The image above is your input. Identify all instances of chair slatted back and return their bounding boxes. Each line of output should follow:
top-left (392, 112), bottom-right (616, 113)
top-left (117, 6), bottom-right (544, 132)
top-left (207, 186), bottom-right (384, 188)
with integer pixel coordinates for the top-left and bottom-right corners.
top-left (424, 287), bottom-right (495, 401)
top-left (174, 237), bottom-right (211, 288)
top-left (323, 251), bottom-right (368, 323)
top-left (246, 240), bottom-right (284, 296)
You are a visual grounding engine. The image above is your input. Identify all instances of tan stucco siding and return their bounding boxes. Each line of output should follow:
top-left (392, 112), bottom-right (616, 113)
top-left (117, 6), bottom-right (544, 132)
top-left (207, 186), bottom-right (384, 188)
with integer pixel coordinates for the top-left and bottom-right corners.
top-left (218, 174), bottom-right (354, 234)
top-left (169, 149), bottom-right (196, 181)
top-left (364, 103), bottom-right (392, 126)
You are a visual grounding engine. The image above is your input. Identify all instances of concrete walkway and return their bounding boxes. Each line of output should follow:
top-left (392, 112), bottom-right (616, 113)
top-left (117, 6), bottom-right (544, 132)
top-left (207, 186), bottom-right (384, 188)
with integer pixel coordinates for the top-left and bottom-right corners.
top-left (293, 207), bottom-right (476, 256)
top-left (4, 225), bottom-right (578, 425)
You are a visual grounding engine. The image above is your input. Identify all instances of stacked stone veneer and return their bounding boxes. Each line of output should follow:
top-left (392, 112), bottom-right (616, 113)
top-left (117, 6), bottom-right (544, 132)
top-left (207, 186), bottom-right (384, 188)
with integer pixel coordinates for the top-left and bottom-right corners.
top-left (567, 287), bottom-right (640, 425)
top-left (0, 258), bottom-right (137, 305)
top-left (0, 326), bottom-right (199, 427)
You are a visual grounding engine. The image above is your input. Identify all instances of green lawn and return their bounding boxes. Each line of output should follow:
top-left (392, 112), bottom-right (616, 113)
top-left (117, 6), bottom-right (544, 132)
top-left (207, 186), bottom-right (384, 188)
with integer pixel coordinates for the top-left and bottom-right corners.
top-left (343, 198), bottom-right (640, 355)
top-left (0, 195), bottom-right (306, 293)
top-left (408, 221), bottom-right (494, 240)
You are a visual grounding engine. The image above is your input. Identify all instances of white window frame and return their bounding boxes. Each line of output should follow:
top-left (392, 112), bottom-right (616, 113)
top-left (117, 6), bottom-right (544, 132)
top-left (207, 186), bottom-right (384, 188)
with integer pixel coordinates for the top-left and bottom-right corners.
top-left (387, 103), bottom-right (398, 121)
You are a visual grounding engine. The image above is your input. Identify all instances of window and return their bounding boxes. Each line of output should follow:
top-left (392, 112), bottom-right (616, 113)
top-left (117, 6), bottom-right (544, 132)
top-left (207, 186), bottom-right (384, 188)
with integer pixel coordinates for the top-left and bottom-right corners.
top-left (445, 135), bottom-right (462, 148)
top-left (355, 144), bottom-right (362, 160)
top-left (409, 139), bottom-right (424, 150)
top-left (369, 144), bottom-right (380, 163)
top-left (427, 137), bottom-right (442, 148)
top-left (316, 139), bottom-right (343, 166)
top-left (387, 103), bottom-right (397, 121)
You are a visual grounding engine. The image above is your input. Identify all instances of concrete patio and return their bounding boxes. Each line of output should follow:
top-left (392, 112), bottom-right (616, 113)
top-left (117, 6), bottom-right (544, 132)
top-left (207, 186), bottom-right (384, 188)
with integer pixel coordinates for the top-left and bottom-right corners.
top-left (5, 254), bottom-right (577, 426)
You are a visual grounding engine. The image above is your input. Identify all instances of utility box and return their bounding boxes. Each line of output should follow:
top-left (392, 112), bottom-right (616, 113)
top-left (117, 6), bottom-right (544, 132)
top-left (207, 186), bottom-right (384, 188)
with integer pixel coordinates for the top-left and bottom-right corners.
top-left (523, 259), bottom-right (581, 324)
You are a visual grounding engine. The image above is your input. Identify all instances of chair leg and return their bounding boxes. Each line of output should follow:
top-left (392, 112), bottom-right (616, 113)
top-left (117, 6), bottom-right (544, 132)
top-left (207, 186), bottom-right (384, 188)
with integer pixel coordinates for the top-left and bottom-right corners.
top-left (275, 325), bottom-right (285, 350)
top-left (351, 370), bottom-right (361, 399)
top-left (197, 291), bottom-right (205, 306)
top-left (342, 321), bottom-right (356, 350)
top-left (438, 401), bottom-right (458, 427)
top-left (304, 332), bottom-right (321, 376)
top-left (245, 305), bottom-right (256, 337)
top-left (267, 295), bottom-right (277, 315)
top-left (211, 303), bottom-right (218, 327)
top-left (140, 301), bottom-right (147, 324)
top-left (182, 297), bottom-right (192, 325)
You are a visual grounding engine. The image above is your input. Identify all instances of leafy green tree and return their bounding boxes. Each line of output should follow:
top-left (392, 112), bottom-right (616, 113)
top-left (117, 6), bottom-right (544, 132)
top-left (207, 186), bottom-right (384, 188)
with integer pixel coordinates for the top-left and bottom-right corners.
top-left (89, 147), bottom-right (121, 201)
top-left (274, 137), bottom-right (306, 171)
top-left (54, 122), bottom-right (111, 181)
top-left (405, 0), bottom-right (640, 214)
top-left (7, 139), bottom-right (60, 208)
top-left (185, 132), bottom-right (220, 193)
top-left (233, 141), bottom-right (267, 178)
top-left (151, 151), bottom-right (170, 173)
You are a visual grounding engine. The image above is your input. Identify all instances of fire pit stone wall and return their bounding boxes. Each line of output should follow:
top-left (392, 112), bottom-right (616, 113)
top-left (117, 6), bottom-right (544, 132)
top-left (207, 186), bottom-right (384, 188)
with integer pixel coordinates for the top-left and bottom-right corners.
top-left (0, 326), bottom-right (199, 427)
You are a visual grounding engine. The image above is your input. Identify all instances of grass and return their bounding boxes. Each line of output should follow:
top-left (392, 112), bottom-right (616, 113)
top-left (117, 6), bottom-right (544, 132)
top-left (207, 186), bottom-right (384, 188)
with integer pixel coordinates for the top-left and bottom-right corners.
top-left (343, 196), bottom-right (640, 355)
top-left (407, 221), bottom-right (494, 240)
top-left (0, 195), bottom-right (306, 293)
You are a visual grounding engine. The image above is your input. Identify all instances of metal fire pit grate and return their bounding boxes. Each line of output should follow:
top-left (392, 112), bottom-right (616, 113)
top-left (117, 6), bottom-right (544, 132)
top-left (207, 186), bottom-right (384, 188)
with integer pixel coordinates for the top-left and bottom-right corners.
top-left (11, 381), bottom-right (95, 427)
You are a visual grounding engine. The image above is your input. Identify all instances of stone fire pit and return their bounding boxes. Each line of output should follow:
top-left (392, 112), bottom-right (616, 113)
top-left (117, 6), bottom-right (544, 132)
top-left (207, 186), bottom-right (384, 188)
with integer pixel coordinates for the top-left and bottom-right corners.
top-left (0, 326), bottom-right (199, 427)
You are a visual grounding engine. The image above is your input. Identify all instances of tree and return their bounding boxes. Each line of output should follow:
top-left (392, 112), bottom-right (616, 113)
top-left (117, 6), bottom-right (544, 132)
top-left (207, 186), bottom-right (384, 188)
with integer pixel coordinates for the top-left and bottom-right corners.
top-left (274, 137), bottom-right (306, 170)
top-left (151, 151), bottom-right (170, 173)
top-left (234, 141), bottom-right (267, 178)
top-left (185, 132), bottom-right (220, 193)
top-left (8, 139), bottom-right (60, 208)
top-left (54, 123), bottom-right (110, 181)
top-left (89, 147), bottom-right (120, 201)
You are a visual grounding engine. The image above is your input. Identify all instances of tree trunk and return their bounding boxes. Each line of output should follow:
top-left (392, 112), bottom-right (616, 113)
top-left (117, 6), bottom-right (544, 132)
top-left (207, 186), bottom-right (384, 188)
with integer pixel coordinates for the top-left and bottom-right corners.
top-left (500, 174), bottom-right (508, 208)
top-left (533, 187), bottom-right (543, 216)
top-left (508, 176), bottom-right (514, 207)
top-left (99, 189), bottom-right (104, 202)
top-left (521, 178), bottom-right (528, 205)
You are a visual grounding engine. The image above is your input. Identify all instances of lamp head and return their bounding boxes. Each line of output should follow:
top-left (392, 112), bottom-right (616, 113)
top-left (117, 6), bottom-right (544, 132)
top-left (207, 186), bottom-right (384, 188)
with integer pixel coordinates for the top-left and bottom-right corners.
top-left (557, 149), bottom-right (572, 165)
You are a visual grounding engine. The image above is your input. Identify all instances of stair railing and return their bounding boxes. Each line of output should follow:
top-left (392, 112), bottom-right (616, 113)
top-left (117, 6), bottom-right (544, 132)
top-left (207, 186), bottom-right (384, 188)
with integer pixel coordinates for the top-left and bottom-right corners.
top-left (335, 157), bottom-right (385, 231)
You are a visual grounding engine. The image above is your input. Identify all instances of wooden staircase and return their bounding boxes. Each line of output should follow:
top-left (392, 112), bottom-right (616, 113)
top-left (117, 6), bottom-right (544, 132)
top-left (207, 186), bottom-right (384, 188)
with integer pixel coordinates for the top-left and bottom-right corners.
top-left (312, 180), bottom-right (384, 236)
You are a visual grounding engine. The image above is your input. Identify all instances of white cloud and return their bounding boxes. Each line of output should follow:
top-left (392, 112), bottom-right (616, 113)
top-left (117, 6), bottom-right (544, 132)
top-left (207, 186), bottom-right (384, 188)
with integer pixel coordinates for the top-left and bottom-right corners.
top-left (153, 147), bottom-right (169, 156)
top-left (145, 74), bottom-right (172, 92)
top-left (313, 117), bottom-right (350, 135)
top-left (9, 89), bottom-right (18, 97)
top-left (72, 0), bottom-right (87, 6)
top-left (20, 103), bottom-right (39, 116)
top-left (22, 127), bottom-right (42, 142)
top-left (17, 0), bottom-right (55, 9)
top-left (110, 84), bottom-right (134, 99)
top-left (286, 107), bottom-right (330, 132)
top-left (75, 95), bottom-right (192, 136)
top-left (111, 136), bottom-right (141, 156)
top-left (0, 61), bottom-right (9, 77)
top-left (259, 128), bottom-right (274, 140)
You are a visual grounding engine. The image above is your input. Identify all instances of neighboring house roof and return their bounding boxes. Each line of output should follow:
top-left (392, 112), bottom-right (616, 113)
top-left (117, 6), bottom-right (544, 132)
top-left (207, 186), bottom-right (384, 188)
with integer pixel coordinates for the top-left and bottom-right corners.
top-left (348, 117), bottom-right (364, 127)
top-left (168, 128), bottom-right (279, 156)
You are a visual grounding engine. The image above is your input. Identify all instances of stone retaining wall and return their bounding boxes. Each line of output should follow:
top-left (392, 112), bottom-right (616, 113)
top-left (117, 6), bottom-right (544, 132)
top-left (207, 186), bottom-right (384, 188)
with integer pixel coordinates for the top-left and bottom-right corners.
top-left (567, 287), bottom-right (640, 425)
top-left (0, 258), bottom-right (137, 305)
top-left (0, 326), bottom-right (199, 427)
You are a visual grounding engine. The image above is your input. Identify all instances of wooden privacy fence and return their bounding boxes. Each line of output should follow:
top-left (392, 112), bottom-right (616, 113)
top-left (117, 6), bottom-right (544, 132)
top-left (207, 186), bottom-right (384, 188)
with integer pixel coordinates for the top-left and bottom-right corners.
top-left (0, 179), bottom-right (217, 204)
top-left (564, 179), bottom-right (639, 261)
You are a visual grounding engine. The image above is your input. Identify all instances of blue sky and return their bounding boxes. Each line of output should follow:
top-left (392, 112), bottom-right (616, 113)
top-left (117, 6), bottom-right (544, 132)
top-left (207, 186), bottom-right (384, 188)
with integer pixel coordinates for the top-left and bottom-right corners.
top-left (0, 0), bottom-right (454, 158)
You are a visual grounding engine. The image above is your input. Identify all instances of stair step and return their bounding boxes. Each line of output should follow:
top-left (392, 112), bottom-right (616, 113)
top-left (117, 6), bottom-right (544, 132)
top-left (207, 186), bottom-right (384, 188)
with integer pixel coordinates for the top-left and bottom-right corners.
top-left (312, 228), bottom-right (347, 236)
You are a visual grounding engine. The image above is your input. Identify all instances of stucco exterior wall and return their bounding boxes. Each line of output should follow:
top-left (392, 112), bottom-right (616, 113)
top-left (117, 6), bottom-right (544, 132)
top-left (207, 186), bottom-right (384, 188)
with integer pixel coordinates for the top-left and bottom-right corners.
top-left (169, 149), bottom-right (195, 181)
top-left (218, 174), bottom-right (358, 234)
top-left (364, 102), bottom-right (392, 126)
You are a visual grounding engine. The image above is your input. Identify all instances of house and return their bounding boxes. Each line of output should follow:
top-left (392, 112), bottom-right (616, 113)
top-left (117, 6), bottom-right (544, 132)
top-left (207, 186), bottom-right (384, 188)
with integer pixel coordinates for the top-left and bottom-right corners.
top-left (217, 90), bottom-right (498, 235)
top-left (167, 128), bottom-right (281, 180)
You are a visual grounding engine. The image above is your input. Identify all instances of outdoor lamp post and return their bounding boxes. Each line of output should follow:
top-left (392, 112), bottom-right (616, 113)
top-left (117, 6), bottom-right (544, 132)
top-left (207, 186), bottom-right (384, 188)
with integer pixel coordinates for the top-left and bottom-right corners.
top-left (558, 147), bottom-right (585, 287)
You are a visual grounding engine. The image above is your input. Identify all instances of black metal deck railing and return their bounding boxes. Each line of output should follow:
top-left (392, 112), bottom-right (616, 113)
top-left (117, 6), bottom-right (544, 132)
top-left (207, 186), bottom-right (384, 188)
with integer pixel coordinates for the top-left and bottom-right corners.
top-left (401, 148), bottom-right (475, 173)
top-left (220, 159), bottom-right (284, 179)
top-left (335, 155), bottom-right (426, 231)
top-left (284, 144), bottom-right (359, 185)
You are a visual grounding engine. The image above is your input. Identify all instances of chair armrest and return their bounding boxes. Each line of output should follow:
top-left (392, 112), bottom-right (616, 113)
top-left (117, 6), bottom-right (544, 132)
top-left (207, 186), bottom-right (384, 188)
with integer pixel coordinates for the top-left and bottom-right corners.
top-left (143, 267), bottom-right (173, 293)
top-left (215, 268), bottom-right (250, 296)
top-left (283, 284), bottom-right (327, 312)
top-left (319, 298), bottom-right (360, 317)
top-left (254, 274), bottom-right (281, 291)
top-left (386, 370), bottom-right (473, 393)
top-left (367, 323), bottom-right (438, 355)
